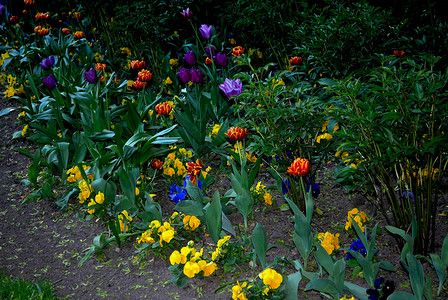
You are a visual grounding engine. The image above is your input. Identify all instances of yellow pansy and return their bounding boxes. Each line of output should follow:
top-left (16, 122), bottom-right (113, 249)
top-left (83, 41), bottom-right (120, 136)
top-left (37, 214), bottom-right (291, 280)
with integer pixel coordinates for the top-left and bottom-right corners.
top-left (259, 268), bottom-right (283, 289)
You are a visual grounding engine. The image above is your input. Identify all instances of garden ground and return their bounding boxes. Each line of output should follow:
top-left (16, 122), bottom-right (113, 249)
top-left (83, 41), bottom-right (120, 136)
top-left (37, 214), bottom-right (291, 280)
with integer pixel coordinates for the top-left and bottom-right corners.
top-left (0, 90), bottom-right (447, 299)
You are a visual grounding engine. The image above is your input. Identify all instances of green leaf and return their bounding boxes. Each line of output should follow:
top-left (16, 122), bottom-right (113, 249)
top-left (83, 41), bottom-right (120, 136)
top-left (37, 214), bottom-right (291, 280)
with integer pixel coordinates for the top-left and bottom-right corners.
top-left (406, 253), bottom-right (424, 300)
top-left (429, 253), bottom-right (446, 295)
top-left (315, 243), bottom-right (334, 275)
top-left (343, 281), bottom-right (369, 300)
top-left (251, 223), bottom-right (267, 269)
top-left (387, 291), bottom-right (417, 300)
top-left (284, 272), bottom-right (302, 300)
top-left (306, 278), bottom-right (339, 299)
top-left (174, 200), bottom-right (204, 217)
top-left (57, 142), bottom-right (70, 170)
top-left (205, 191), bottom-right (222, 243)
top-left (185, 180), bottom-right (203, 207)
top-left (441, 234), bottom-right (448, 266)
top-left (0, 107), bottom-right (16, 117)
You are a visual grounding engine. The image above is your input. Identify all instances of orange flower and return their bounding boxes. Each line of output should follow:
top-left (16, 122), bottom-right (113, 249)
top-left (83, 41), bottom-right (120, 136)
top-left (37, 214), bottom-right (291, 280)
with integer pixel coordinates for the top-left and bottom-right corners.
top-left (155, 102), bottom-right (172, 116)
top-left (9, 16), bottom-right (19, 23)
top-left (35, 12), bottom-right (49, 21)
top-left (151, 159), bottom-right (163, 170)
top-left (24, 0), bottom-right (35, 5)
top-left (132, 79), bottom-right (148, 90)
top-left (232, 46), bottom-right (245, 57)
top-left (61, 28), bottom-right (71, 35)
top-left (138, 69), bottom-right (153, 82)
top-left (225, 127), bottom-right (248, 142)
top-left (73, 31), bottom-right (84, 39)
top-left (34, 26), bottom-right (49, 36)
top-left (287, 158), bottom-right (310, 177)
top-left (186, 159), bottom-right (202, 185)
top-left (289, 56), bottom-right (303, 66)
top-left (95, 63), bottom-right (106, 71)
top-left (205, 57), bottom-right (213, 65)
top-left (22, 10), bottom-right (28, 14)
top-left (130, 60), bottom-right (146, 70)
top-left (393, 50), bottom-right (406, 58)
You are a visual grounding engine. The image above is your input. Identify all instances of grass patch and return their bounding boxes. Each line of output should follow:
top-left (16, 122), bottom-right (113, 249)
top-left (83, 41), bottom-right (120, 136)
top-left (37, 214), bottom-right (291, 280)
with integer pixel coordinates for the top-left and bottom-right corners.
top-left (0, 270), bottom-right (58, 300)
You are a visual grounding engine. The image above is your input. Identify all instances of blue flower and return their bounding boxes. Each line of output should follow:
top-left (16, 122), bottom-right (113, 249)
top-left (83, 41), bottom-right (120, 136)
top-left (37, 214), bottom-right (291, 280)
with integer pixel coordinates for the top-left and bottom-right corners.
top-left (169, 184), bottom-right (187, 204)
top-left (401, 190), bottom-right (415, 200)
top-left (374, 277), bottom-right (384, 289)
top-left (346, 238), bottom-right (367, 260)
top-left (281, 179), bottom-right (291, 194)
top-left (306, 183), bottom-right (320, 198)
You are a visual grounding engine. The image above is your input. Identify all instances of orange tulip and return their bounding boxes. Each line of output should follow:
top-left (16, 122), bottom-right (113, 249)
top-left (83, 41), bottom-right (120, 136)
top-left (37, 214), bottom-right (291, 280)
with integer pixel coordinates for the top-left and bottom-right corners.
top-left (393, 50), bottom-right (406, 58)
top-left (73, 31), bottom-right (84, 39)
top-left (289, 56), bottom-right (303, 66)
top-left (287, 158), bottom-right (310, 177)
top-left (130, 60), bottom-right (146, 70)
top-left (138, 69), bottom-right (153, 82)
top-left (151, 159), bottom-right (163, 170)
top-left (225, 127), bottom-right (248, 142)
top-left (132, 79), bottom-right (148, 90)
top-left (155, 102), bottom-right (172, 116)
top-left (61, 28), bottom-right (71, 35)
top-left (186, 159), bottom-right (202, 185)
top-left (95, 63), bottom-right (106, 71)
top-left (232, 46), bottom-right (245, 57)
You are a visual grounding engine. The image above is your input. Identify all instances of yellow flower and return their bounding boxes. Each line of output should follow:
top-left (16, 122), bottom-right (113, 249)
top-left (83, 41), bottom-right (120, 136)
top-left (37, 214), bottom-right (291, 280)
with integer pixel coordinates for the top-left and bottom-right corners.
top-left (217, 235), bottom-right (231, 248)
top-left (118, 210), bottom-right (132, 232)
top-left (164, 77), bottom-right (173, 85)
top-left (169, 58), bottom-right (178, 66)
top-left (160, 229), bottom-right (175, 246)
top-left (340, 297), bottom-right (356, 300)
top-left (163, 167), bottom-right (175, 176)
top-left (263, 192), bottom-right (273, 205)
top-left (345, 208), bottom-right (369, 232)
top-left (183, 261), bottom-right (200, 278)
top-left (135, 187), bottom-right (140, 196)
top-left (210, 124), bottom-right (221, 138)
top-left (138, 231), bottom-right (155, 244)
top-left (259, 268), bottom-right (283, 289)
top-left (318, 232), bottom-right (340, 255)
top-left (199, 260), bottom-right (217, 276)
top-left (170, 250), bottom-right (187, 265)
top-left (21, 124), bottom-right (28, 136)
top-left (317, 133), bottom-right (333, 143)
top-left (95, 191), bottom-right (105, 204)
top-left (183, 215), bottom-right (201, 231)
top-left (87, 198), bottom-right (97, 214)
top-left (231, 281), bottom-right (248, 300)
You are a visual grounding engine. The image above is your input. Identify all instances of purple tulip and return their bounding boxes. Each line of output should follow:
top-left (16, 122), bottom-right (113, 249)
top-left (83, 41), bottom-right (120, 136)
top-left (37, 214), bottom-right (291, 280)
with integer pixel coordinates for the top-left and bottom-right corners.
top-left (205, 46), bottom-right (217, 59)
top-left (180, 8), bottom-right (193, 21)
top-left (42, 74), bottom-right (58, 90)
top-left (216, 53), bottom-right (228, 67)
top-left (219, 78), bottom-right (242, 98)
top-left (177, 67), bottom-right (191, 83)
top-left (0, 5), bottom-right (5, 15)
top-left (39, 56), bottom-right (55, 70)
top-left (183, 50), bottom-right (196, 66)
top-left (190, 69), bottom-right (203, 83)
top-left (84, 68), bottom-right (98, 84)
top-left (199, 24), bottom-right (212, 39)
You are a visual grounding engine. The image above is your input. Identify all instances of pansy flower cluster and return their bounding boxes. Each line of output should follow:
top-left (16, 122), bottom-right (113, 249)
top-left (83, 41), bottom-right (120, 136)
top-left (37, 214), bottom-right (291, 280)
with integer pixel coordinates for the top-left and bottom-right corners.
top-left (251, 181), bottom-right (273, 206)
top-left (169, 241), bottom-right (217, 280)
top-left (318, 231), bottom-right (341, 255)
top-left (367, 277), bottom-right (395, 300)
top-left (345, 208), bottom-right (369, 233)
top-left (231, 268), bottom-right (284, 299)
